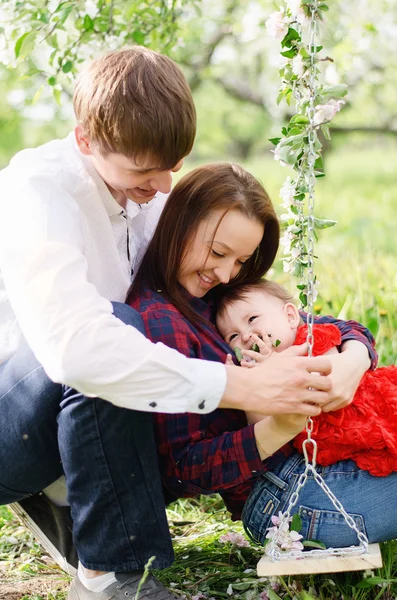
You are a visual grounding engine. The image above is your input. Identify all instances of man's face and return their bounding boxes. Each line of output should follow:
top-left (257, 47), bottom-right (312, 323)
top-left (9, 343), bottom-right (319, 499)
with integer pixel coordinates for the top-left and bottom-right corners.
top-left (75, 126), bottom-right (184, 206)
top-left (216, 290), bottom-right (300, 352)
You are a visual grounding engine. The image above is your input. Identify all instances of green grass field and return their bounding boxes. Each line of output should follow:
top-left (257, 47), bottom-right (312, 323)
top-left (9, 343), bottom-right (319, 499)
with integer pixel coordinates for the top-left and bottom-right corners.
top-left (1, 144), bottom-right (396, 599)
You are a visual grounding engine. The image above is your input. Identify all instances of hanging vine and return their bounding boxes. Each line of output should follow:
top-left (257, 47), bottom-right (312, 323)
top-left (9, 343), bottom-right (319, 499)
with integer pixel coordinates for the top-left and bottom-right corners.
top-left (266, 0), bottom-right (347, 309)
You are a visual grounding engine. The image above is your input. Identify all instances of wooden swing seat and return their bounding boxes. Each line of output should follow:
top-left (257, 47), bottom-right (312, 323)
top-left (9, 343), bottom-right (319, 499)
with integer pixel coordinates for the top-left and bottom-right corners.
top-left (257, 543), bottom-right (382, 576)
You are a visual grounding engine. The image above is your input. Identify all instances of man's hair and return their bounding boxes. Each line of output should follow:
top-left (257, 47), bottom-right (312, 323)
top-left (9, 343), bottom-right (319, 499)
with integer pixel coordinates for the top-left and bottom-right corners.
top-left (73, 46), bottom-right (196, 167)
top-left (217, 279), bottom-right (295, 319)
top-left (128, 163), bottom-right (280, 327)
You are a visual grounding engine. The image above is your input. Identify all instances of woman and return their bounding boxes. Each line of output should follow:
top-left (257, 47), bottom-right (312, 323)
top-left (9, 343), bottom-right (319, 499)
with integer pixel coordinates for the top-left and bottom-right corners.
top-left (127, 162), bottom-right (396, 548)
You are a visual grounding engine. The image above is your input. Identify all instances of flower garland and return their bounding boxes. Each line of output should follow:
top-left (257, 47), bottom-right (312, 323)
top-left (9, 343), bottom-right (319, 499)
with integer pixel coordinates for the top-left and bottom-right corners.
top-left (266, 0), bottom-right (347, 307)
top-left (263, 0), bottom-right (345, 557)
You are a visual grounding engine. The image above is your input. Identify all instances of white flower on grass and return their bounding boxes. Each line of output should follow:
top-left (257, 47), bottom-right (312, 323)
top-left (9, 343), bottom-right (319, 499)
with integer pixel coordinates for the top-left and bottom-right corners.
top-left (265, 10), bottom-right (289, 41)
top-left (280, 176), bottom-right (297, 208)
top-left (313, 99), bottom-right (345, 126)
top-left (219, 531), bottom-right (250, 548)
top-left (292, 53), bottom-right (306, 77)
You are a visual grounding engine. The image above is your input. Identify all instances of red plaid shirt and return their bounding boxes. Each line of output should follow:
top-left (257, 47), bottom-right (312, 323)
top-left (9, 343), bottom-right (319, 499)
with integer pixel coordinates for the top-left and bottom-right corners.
top-left (129, 284), bottom-right (377, 520)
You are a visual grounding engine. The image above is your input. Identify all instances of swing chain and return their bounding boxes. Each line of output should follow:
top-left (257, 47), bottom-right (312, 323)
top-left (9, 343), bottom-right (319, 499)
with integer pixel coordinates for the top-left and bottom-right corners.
top-left (266, 1), bottom-right (370, 561)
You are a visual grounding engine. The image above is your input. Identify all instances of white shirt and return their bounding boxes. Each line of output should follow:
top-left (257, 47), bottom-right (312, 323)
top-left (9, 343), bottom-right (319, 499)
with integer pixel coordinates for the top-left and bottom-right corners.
top-left (0, 133), bottom-right (226, 415)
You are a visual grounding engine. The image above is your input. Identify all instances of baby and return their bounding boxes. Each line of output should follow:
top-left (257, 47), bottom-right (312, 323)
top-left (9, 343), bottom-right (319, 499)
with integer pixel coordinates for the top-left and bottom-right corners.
top-left (216, 279), bottom-right (397, 477)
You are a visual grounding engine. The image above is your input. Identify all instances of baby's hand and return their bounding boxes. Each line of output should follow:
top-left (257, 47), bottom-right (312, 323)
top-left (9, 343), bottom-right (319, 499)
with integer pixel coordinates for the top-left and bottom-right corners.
top-left (235, 335), bottom-right (272, 368)
top-left (225, 354), bottom-right (235, 366)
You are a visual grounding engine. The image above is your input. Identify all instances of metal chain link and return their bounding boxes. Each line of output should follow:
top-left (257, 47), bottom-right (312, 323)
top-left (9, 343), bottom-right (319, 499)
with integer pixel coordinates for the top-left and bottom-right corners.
top-left (266, 1), bottom-right (369, 561)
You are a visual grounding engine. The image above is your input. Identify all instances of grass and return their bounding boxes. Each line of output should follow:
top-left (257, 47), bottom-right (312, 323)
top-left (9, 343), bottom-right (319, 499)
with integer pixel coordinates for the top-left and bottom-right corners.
top-left (1, 144), bottom-right (397, 599)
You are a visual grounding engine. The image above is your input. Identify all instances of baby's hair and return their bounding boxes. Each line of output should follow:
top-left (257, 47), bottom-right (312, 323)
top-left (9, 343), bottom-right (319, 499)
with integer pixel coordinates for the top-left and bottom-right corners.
top-left (217, 279), bottom-right (294, 319)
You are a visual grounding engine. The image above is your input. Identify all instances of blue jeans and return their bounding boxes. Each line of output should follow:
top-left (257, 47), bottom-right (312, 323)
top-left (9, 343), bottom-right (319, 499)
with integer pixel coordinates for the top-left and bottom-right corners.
top-left (242, 451), bottom-right (397, 548)
top-left (0, 303), bottom-right (173, 571)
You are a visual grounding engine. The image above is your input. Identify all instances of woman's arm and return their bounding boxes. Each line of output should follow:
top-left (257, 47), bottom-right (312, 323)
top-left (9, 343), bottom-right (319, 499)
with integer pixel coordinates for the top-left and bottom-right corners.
top-left (300, 314), bottom-right (376, 412)
top-left (304, 312), bottom-right (377, 369)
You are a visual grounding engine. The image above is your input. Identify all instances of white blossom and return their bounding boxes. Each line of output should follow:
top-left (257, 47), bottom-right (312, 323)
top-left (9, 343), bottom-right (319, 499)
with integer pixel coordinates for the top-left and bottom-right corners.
top-left (279, 176), bottom-right (296, 207)
top-left (265, 11), bottom-right (289, 41)
top-left (295, 7), bottom-right (310, 26)
top-left (265, 511), bottom-right (304, 554)
top-left (292, 53), bottom-right (306, 77)
top-left (286, 0), bottom-right (301, 15)
top-left (313, 99), bottom-right (345, 126)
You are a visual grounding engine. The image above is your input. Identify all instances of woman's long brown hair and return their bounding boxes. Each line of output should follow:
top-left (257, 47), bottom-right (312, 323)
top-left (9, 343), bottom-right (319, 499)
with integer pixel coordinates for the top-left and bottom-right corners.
top-left (128, 162), bottom-right (280, 327)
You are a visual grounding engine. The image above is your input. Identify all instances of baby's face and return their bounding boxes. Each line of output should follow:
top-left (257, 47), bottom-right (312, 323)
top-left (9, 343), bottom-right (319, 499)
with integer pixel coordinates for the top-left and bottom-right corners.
top-left (216, 289), bottom-right (300, 353)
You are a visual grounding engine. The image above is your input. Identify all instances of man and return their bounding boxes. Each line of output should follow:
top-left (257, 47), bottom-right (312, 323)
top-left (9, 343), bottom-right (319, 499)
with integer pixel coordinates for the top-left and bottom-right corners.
top-left (0, 46), bottom-right (334, 599)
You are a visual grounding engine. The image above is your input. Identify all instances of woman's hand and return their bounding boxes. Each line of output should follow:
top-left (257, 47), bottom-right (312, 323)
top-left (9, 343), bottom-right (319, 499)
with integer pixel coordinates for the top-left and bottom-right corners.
top-left (321, 340), bottom-right (371, 412)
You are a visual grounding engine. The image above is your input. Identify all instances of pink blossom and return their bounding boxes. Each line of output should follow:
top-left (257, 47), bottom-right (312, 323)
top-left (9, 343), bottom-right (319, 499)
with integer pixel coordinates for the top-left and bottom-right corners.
top-left (313, 99), bottom-right (345, 126)
top-left (219, 532), bottom-right (250, 548)
top-left (266, 11), bottom-right (289, 41)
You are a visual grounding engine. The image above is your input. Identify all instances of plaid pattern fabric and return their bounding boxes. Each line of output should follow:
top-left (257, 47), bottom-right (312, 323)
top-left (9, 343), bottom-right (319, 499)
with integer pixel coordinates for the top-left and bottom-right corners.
top-left (129, 284), bottom-right (377, 520)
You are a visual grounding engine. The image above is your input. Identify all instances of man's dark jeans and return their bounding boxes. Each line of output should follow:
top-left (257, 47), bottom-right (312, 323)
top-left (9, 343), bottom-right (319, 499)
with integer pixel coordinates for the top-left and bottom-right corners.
top-left (0, 303), bottom-right (174, 571)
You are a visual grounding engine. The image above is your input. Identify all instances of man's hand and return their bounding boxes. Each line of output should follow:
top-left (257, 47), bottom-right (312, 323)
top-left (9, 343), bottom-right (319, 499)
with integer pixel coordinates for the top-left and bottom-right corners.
top-left (321, 340), bottom-right (371, 412)
top-left (221, 344), bottom-right (332, 416)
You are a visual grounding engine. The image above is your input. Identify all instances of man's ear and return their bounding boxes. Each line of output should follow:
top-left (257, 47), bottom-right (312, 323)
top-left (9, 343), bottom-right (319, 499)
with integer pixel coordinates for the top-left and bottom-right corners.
top-left (284, 302), bottom-right (301, 330)
top-left (74, 124), bottom-right (93, 156)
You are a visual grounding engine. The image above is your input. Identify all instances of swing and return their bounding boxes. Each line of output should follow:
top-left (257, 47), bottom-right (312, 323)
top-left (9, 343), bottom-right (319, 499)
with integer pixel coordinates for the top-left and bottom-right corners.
top-left (257, 0), bottom-right (382, 577)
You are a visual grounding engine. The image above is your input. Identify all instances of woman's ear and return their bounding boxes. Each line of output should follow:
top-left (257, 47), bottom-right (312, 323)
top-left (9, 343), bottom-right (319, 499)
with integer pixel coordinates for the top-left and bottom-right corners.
top-left (284, 302), bottom-right (301, 331)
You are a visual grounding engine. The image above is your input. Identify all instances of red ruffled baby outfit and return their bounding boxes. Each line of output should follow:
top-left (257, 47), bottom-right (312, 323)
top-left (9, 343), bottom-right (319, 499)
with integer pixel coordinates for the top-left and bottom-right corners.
top-left (293, 324), bottom-right (397, 477)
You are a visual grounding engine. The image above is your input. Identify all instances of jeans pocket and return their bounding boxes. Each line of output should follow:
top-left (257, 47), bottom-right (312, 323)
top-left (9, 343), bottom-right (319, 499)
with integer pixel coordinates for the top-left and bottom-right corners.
top-left (0, 482), bottom-right (33, 504)
top-left (242, 472), bottom-right (287, 545)
top-left (298, 504), bottom-right (367, 548)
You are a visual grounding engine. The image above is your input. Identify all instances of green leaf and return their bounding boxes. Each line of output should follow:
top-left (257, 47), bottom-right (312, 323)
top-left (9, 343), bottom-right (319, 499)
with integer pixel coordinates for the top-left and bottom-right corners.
top-left (31, 85), bottom-right (44, 104)
top-left (58, 5), bottom-right (73, 24)
top-left (268, 590), bottom-right (283, 600)
top-left (62, 60), bottom-right (73, 73)
top-left (299, 292), bottom-right (307, 307)
top-left (250, 343), bottom-right (260, 353)
top-left (83, 14), bottom-right (94, 31)
top-left (291, 513), bottom-right (302, 532)
top-left (15, 31), bottom-right (37, 59)
top-left (234, 347), bottom-right (243, 363)
top-left (53, 87), bottom-right (62, 105)
top-left (322, 84), bottom-right (348, 98)
top-left (48, 76), bottom-right (56, 86)
top-left (273, 339), bottom-right (281, 348)
top-left (281, 48), bottom-right (297, 59)
top-left (303, 539), bottom-right (326, 549)
top-left (356, 576), bottom-right (397, 589)
top-left (133, 30), bottom-right (145, 45)
top-left (290, 114), bottom-right (309, 125)
top-left (47, 34), bottom-right (59, 49)
top-left (318, 3), bottom-right (329, 11)
top-left (313, 217), bottom-right (337, 229)
top-left (269, 137), bottom-right (281, 146)
top-left (321, 124), bottom-right (331, 141)
top-left (298, 592), bottom-right (317, 600)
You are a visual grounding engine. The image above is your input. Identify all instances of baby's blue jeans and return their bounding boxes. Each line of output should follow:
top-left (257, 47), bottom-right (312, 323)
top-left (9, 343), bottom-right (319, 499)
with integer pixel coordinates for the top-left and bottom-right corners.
top-left (242, 451), bottom-right (397, 547)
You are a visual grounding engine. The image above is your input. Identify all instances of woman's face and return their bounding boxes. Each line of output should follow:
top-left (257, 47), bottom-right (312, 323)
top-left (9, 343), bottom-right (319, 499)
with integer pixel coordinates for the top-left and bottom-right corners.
top-left (178, 209), bottom-right (264, 298)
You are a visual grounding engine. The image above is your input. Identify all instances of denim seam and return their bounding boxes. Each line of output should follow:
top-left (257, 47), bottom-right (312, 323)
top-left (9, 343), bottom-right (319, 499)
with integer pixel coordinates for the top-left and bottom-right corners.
top-left (0, 365), bottom-right (43, 402)
top-left (91, 399), bottom-right (138, 565)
